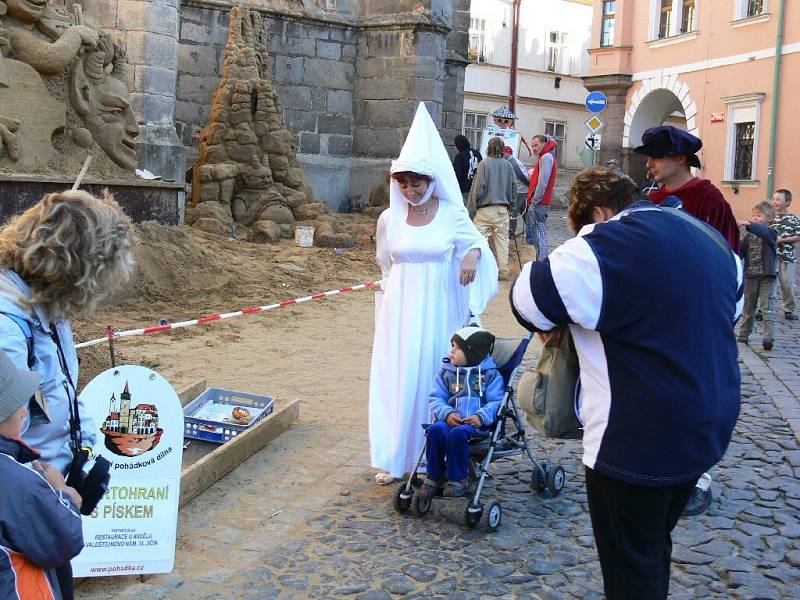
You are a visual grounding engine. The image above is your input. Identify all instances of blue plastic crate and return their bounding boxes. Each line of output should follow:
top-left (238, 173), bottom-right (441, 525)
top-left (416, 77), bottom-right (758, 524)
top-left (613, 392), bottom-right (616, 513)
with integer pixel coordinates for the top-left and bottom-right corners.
top-left (183, 388), bottom-right (274, 444)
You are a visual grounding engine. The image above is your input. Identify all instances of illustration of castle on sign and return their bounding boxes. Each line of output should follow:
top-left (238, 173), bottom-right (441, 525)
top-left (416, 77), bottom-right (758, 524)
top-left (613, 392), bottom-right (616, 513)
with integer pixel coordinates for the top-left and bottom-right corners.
top-left (100, 382), bottom-right (163, 457)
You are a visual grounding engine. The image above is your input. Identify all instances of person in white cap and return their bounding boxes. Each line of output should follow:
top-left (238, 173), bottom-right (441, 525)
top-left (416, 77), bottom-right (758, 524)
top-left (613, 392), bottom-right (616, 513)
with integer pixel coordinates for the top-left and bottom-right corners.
top-left (0, 351), bottom-right (84, 600)
top-left (369, 103), bottom-right (499, 485)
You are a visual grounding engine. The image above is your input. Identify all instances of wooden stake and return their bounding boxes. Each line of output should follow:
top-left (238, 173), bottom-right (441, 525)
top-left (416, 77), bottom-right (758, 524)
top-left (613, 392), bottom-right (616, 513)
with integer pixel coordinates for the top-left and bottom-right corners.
top-left (72, 155), bottom-right (92, 191)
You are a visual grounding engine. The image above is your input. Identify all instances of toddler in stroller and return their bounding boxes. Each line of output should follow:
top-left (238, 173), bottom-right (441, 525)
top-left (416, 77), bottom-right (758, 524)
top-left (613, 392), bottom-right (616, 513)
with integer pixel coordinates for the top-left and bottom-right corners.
top-left (394, 326), bottom-right (567, 531)
top-left (420, 326), bottom-right (504, 499)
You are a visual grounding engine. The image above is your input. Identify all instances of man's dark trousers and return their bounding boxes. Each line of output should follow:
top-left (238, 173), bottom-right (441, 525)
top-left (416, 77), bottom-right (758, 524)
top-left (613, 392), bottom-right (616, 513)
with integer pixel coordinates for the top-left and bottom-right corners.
top-left (585, 466), bottom-right (698, 599)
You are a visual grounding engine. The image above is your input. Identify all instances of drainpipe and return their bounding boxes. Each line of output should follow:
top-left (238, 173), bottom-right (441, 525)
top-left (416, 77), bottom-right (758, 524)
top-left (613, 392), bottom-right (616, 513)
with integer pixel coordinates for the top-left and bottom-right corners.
top-left (509, 0), bottom-right (522, 112)
top-left (766, 0), bottom-right (786, 197)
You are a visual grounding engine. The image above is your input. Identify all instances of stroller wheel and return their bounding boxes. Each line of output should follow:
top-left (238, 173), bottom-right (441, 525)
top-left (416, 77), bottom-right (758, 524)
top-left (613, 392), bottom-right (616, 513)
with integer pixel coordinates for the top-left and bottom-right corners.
top-left (393, 481), bottom-right (413, 514)
top-left (465, 503), bottom-right (483, 528)
top-left (530, 465), bottom-right (547, 493)
top-left (547, 465), bottom-right (566, 496)
top-left (481, 502), bottom-right (502, 532)
top-left (413, 488), bottom-right (432, 517)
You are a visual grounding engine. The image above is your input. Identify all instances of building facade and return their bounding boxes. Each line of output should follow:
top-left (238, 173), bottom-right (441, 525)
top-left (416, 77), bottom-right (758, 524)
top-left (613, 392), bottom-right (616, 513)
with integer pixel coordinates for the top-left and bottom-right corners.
top-left (463, 0), bottom-right (593, 171)
top-left (584, 0), bottom-right (799, 216)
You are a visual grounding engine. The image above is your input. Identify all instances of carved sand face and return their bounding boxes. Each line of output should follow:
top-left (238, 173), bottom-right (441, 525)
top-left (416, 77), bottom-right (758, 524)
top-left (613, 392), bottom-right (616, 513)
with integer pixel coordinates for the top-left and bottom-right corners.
top-left (83, 77), bottom-right (139, 170)
top-left (4, 0), bottom-right (46, 24)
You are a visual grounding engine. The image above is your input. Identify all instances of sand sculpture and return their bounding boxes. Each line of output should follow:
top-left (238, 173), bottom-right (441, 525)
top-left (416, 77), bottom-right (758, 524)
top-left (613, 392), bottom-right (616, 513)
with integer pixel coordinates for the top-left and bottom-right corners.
top-left (0, 0), bottom-right (139, 176)
top-left (188, 4), bottom-right (353, 247)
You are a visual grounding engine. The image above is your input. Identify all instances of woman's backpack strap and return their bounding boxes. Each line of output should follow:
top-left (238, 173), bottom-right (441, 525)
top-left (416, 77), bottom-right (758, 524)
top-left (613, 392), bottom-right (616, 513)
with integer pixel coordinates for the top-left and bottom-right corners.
top-left (0, 312), bottom-right (35, 368)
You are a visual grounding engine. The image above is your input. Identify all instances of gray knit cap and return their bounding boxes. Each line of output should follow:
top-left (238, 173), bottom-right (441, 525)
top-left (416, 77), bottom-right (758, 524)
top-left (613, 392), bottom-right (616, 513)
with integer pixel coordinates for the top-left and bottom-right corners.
top-left (0, 351), bottom-right (39, 422)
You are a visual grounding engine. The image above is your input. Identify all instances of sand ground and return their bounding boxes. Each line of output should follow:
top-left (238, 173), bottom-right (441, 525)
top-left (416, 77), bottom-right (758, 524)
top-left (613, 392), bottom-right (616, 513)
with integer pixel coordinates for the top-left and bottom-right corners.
top-left (73, 217), bottom-right (540, 598)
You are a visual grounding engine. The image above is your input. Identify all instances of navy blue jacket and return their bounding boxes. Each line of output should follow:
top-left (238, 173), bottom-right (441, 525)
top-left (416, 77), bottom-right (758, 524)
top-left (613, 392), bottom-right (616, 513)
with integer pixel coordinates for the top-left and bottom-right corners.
top-left (511, 202), bottom-right (743, 486)
top-left (0, 436), bottom-right (84, 599)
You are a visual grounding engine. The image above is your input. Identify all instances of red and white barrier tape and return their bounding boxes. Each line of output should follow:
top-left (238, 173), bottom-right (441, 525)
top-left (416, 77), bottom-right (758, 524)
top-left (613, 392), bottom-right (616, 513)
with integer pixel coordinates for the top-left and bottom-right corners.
top-left (74, 280), bottom-right (382, 349)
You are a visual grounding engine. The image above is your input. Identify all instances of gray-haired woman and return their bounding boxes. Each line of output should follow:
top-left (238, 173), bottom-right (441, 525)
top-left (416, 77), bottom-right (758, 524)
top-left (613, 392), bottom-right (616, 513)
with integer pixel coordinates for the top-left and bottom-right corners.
top-left (0, 190), bottom-right (135, 599)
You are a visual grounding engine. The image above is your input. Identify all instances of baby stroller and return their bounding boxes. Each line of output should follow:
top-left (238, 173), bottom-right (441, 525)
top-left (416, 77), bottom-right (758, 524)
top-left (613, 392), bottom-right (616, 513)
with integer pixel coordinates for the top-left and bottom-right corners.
top-left (393, 332), bottom-right (566, 532)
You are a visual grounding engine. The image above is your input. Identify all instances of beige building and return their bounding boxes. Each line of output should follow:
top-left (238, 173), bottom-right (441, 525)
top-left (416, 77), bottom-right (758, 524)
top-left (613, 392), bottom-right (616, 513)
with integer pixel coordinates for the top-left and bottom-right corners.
top-left (463, 0), bottom-right (593, 172)
top-left (584, 0), bottom-right (799, 216)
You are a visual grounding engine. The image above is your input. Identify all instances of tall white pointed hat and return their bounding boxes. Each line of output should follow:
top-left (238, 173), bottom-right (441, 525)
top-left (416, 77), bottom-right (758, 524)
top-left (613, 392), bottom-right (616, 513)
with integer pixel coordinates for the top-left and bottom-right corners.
top-left (387, 103), bottom-right (466, 229)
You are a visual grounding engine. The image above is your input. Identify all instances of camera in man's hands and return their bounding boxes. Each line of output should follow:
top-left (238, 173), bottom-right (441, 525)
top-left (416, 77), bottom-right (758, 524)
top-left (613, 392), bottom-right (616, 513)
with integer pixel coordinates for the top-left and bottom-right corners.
top-left (66, 447), bottom-right (111, 516)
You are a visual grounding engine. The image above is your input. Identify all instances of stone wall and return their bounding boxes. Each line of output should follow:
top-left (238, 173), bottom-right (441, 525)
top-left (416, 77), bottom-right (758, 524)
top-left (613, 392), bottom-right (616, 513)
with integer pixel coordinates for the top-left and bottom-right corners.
top-left (83, 0), bottom-right (469, 213)
top-left (177, 2), bottom-right (358, 210)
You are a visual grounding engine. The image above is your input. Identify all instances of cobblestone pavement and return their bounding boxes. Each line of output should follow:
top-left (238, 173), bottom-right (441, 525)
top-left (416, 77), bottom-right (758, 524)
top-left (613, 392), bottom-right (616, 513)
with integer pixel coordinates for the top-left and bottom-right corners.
top-left (119, 212), bottom-right (800, 600)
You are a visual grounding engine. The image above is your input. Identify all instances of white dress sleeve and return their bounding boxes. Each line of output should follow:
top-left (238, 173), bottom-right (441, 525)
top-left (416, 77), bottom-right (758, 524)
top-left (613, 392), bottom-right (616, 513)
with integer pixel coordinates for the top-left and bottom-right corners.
top-left (375, 210), bottom-right (392, 281)
top-left (451, 205), bottom-right (498, 316)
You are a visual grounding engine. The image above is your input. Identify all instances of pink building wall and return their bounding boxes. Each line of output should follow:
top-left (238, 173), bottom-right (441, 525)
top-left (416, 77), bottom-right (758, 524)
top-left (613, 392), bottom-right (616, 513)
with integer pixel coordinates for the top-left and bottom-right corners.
top-left (585, 0), bottom-right (799, 217)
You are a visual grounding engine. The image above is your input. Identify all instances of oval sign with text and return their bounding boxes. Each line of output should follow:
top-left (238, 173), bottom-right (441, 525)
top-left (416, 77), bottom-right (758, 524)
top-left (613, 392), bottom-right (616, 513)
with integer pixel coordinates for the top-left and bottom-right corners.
top-left (72, 365), bottom-right (183, 577)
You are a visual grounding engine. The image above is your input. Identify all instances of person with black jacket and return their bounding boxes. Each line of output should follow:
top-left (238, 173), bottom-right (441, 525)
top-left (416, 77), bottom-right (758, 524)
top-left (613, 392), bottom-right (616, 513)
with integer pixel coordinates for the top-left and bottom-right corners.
top-left (453, 135), bottom-right (482, 206)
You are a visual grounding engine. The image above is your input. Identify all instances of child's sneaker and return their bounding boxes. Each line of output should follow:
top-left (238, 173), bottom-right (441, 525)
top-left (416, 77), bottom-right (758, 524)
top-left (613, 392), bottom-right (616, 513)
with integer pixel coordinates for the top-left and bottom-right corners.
top-left (786, 312), bottom-right (797, 321)
top-left (737, 335), bottom-right (749, 344)
top-left (755, 310), bottom-right (763, 321)
top-left (763, 339), bottom-right (774, 351)
top-left (443, 480), bottom-right (469, 497)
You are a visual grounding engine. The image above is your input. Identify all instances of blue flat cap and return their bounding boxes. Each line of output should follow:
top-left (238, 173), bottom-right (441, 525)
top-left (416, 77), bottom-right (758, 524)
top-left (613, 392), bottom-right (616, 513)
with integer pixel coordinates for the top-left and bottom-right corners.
top-left (633, 126), bottom-right (702, 168)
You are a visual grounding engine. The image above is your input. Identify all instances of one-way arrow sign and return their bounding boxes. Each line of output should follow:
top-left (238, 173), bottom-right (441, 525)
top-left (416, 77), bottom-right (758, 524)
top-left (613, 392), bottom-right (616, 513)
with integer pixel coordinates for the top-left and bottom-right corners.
top-left (585, 91), bottom-right (608, 113)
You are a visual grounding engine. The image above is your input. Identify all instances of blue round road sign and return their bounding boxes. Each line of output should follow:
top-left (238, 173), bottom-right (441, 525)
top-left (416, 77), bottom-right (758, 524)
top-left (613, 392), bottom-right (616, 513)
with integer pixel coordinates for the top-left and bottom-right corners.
top-left (585, 91), bottom-right (608, 114)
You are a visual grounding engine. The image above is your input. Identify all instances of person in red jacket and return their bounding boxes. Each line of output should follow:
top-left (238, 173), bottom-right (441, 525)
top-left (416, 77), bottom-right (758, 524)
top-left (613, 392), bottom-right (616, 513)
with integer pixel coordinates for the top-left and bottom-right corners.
top-left (634, 125), bottom-right (740, 518)
top-left (634, 126), bottom-right (740, 253)
top-left (525, 135), bottom-right (559, 260)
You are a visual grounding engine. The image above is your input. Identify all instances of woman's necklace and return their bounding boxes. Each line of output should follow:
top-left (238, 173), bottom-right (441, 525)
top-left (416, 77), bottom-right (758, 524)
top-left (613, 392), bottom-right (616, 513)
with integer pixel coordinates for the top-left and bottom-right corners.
top-left (408, 203), bottom-right (433, 215)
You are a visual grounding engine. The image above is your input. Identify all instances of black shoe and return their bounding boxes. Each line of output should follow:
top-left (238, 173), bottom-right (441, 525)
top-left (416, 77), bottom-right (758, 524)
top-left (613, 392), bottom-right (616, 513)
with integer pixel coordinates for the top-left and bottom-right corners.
top-left (786, 312), bottom-right (798, 321)
top-left (682, 485), bottom-right (712, 516)
top-left (755, 310), bottom-right (763, 321)
top-left (763, 339), bottom-right (774, 351)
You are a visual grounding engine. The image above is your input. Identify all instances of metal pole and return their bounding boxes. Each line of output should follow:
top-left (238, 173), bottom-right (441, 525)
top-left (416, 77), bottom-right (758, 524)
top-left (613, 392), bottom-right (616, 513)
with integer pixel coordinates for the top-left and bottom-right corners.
top-left (766, 0), bottom-right (786, 197)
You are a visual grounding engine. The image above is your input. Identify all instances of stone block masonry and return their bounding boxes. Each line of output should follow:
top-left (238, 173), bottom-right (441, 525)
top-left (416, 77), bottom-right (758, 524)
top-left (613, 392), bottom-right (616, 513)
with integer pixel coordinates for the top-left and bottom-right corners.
top-left (176, 4), bottom-right (358, 178)
top-left (83, 1), bottom-right (470, 212)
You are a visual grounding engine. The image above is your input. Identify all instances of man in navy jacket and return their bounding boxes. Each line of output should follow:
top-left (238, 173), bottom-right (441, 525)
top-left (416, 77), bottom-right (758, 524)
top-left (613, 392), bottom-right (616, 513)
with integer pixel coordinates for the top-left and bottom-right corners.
top-left (511, 167), bottom-right (742, 599)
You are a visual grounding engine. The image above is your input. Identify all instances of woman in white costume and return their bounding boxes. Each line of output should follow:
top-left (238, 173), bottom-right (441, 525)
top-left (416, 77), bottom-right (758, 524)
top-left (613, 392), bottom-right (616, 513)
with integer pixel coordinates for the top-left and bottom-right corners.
top-left (370, 104), bottom-right (499, 484)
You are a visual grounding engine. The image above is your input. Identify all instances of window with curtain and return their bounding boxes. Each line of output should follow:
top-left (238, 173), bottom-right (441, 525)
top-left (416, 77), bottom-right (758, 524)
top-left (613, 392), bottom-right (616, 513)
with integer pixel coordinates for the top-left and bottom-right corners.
top-left (747, 0), bottom-right (765, 17)
top-left (468, 18), bottom-right (487, 63)
top-left (601, 1), bottom-right (616, 47)
top-left (680, 0), bottom-right (696, 33)
top-left (658, 0), bottom-right (673, 38)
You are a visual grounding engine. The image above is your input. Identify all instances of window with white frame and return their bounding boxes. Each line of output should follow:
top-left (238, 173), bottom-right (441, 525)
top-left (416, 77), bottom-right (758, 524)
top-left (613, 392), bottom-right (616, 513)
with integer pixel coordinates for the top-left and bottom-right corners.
top-left (468, 18), bottom-right (487, 63)
top-left (544, 121), bottom-right (566, 167)
top-left (649, 0), bottom-right (698, 39)
top-left (600, 1), bottom-right (616, 47)
top-left (734, 0), bottom-right (766, 19)
top-left (546, 31), bottom-right (570, 74)
top-left (463, 112), bottom-right (487, 150)
top-left (723, 94), bottom-right (764, 181)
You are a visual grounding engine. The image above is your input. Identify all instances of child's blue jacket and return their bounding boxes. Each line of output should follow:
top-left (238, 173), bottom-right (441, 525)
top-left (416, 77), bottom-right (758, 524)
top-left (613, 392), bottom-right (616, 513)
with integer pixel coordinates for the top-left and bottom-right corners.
top-left (428, 355), bottom-right (504, 426)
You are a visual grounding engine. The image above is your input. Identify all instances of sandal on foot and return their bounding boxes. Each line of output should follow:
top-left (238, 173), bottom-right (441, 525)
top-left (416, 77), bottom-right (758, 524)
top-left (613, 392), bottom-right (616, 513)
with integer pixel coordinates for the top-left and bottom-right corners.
top-left (443, 480), bottom-right (470, 498)
top-left (375, 472), bottom-right (398, 486)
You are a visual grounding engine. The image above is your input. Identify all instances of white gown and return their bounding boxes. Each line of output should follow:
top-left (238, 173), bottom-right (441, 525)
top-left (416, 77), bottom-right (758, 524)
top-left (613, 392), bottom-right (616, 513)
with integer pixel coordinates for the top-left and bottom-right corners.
top-left (369, 200), bottom-right (498, 477)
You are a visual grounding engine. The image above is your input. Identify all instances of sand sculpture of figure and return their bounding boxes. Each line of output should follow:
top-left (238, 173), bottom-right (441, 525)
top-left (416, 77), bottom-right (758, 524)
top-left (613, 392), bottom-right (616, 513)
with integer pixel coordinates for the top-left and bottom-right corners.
top-left (0, 0), bottom-right (98, 75)
top-left (69, 36), bottom-right (140, 171)
top-left (232, 155), bottom-right (274, 225)
top-left (0, 0), bottom-right (138, 174)
top-left (190, 3), bottom-right (348, 246)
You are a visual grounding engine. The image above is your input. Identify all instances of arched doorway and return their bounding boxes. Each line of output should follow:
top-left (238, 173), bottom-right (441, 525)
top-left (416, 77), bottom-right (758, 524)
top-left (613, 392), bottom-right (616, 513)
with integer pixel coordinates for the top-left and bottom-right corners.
top-left (623, 78), bottom-right (698, 186)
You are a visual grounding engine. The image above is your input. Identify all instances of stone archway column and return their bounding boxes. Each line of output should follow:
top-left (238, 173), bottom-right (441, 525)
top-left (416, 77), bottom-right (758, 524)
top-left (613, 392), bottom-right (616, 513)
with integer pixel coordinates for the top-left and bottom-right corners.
top-left (82, 0), bottom-right (186, 183)
top-left (581, 73), bottom-right (633, 169)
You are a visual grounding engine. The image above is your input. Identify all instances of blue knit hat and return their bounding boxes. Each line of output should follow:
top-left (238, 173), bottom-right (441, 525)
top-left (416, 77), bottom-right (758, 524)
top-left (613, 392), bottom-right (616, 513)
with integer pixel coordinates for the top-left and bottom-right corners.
top-left (633, 126), bottom-right (702, 168)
